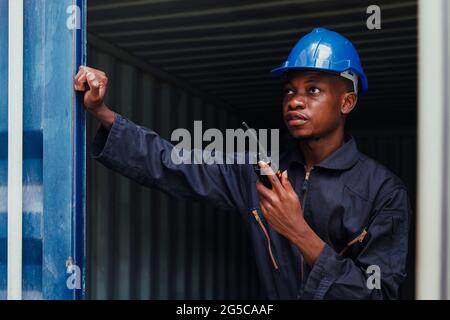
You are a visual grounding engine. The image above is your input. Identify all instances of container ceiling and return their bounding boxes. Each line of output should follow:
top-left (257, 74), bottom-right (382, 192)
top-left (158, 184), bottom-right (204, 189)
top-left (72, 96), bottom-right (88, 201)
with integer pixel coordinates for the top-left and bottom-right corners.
top-left (88, 0), bottom-right (417, 129)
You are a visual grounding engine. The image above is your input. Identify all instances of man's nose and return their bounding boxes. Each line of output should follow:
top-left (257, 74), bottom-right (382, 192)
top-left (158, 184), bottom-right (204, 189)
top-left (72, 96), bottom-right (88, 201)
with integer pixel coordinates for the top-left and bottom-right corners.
top-left (288, 96), bottom-right (306, 110)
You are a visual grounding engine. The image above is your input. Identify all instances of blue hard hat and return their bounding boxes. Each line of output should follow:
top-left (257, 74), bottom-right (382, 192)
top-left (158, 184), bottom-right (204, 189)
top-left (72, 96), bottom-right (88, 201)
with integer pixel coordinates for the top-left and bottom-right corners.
top-left (272, 28), bottom-right (368, 95)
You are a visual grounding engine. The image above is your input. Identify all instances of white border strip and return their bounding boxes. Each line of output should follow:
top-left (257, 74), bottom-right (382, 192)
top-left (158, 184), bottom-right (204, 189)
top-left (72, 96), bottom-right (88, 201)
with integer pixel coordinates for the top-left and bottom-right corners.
top-left (416, 0), bottom-right (445, 300)
top-left (442, 0), bottom-right (450, 300)
top-left (7, 0), bottom-right (23, 300)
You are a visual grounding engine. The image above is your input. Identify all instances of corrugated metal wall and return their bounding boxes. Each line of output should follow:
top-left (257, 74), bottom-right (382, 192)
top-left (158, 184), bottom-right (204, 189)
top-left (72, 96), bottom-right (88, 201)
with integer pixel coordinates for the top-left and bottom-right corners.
top-left (85, 42), bottom-right (417, 300)
top-left (85, 0), bottom-right (418, 299)
top-left (87, 0), bottom-right (417, 131)
top-left (86, 43), bottom-right (262, 300)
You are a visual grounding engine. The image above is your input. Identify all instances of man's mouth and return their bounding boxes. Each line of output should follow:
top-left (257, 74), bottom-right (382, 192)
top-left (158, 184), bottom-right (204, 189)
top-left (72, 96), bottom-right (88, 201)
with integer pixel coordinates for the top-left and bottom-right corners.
top-left (285, 111), bottom-right (309, 127)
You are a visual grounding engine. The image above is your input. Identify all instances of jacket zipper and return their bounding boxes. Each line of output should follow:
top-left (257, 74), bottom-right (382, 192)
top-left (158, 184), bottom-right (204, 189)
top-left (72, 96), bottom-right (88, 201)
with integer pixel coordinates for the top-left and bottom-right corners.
top-left (302, 166), bottom-right (314, 206)
top-left (300, 166), bottom-right (314, 283)
top-left (339, 228), bottom-right (368, 256)
top-left (251, 209), bottom-right (279, 270)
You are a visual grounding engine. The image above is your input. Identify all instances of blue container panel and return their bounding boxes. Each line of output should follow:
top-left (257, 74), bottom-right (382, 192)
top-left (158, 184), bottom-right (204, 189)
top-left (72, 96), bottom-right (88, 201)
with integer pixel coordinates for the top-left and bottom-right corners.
top-left (23, 2), bottom-right (44, 298)
top-left (0, 0), bottom-right (86, 300)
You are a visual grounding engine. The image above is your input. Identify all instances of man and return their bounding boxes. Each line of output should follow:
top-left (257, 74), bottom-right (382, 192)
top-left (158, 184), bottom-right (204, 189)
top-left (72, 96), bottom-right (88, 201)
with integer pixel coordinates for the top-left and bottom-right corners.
top-left (75, 28), bottom-right (410, 299)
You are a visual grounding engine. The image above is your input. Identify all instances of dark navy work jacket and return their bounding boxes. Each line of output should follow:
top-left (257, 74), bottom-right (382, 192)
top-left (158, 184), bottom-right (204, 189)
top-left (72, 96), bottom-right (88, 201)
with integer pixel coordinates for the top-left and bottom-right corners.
top-left (92, 114), bottom-right (411, 300)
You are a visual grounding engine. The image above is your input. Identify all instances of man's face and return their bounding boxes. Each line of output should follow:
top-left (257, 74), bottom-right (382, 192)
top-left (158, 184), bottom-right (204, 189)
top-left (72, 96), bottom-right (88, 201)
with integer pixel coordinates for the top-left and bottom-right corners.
top-left (282, 69), bottom-right (352, 140)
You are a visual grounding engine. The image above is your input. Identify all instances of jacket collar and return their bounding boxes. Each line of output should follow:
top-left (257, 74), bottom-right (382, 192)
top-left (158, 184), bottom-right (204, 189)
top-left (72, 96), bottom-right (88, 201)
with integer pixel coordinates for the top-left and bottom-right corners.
top-left (287, 134), bottom-right (360, 170)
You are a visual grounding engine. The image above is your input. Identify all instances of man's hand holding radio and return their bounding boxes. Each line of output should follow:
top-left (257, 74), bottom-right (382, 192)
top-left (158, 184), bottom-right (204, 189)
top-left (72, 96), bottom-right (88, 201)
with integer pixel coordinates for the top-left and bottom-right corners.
top-left (256, 162), bottom-right (325, 266)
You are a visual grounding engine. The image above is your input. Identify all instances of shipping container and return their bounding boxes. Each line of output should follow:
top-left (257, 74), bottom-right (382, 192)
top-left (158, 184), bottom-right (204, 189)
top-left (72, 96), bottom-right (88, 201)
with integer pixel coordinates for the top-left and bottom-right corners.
top-left (85, 0), bottom-right (418, 300)
top-left (84, 0), bottom-right (417, 299)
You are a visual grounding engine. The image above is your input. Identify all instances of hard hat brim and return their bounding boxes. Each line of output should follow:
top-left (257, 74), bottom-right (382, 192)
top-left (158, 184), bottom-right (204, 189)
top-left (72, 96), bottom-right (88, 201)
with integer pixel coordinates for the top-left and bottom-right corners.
top-left (270, 66), bottom-right (368, 96)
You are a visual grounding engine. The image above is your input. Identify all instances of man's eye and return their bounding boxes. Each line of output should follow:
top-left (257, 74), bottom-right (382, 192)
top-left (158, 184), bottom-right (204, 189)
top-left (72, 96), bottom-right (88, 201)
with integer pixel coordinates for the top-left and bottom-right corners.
top-left (284, 88), bottom-right (294, 95)
top-left (308, 87), bottom-right (321, 94)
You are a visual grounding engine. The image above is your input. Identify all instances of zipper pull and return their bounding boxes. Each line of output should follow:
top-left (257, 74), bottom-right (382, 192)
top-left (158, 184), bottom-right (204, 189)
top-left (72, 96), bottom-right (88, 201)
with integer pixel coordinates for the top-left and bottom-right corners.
top-left (338, 228), bottom-right (368, 256)
top-left (304, 165), bottom-right (314, 181)
top-left (357, 229), bottom-right (368, 242)
top-left (302, 167), bottom-right (313, 192)
top-left (252, 209), bottom-right (260, 222)
top-left (305, 170), bottom-right (311, 181)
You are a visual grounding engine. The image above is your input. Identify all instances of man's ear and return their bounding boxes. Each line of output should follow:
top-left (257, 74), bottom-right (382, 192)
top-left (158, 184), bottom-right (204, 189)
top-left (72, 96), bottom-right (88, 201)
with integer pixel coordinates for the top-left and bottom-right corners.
top-left (341, 92), bottom-right (358, 115)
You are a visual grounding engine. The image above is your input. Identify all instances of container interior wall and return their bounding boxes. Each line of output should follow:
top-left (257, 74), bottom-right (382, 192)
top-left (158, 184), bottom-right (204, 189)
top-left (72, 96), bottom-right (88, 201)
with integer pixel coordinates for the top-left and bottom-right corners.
top-left (86, 45), bottom-right (262, 299)
top-left (86, 0), bottom-right (417, 299)
top-left (86, 46), bottom-right (416, 300)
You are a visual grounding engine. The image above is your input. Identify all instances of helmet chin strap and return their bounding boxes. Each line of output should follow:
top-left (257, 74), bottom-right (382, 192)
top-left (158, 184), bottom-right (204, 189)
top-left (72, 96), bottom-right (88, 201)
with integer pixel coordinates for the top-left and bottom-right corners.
top-left (340, 70), bottom-right (358, 95)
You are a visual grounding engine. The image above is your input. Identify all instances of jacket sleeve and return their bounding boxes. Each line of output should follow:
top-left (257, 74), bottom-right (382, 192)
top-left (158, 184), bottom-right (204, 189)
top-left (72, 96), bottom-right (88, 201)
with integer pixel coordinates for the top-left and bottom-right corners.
top-left (91, 113), bottom-right (251, 213)
top-left (302, 187), bottom-right (411, 300)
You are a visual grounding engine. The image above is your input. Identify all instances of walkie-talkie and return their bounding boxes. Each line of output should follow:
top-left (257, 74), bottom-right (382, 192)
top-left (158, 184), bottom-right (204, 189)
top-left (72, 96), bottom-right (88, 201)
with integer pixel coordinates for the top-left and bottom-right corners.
top-left (242, 122), bottom-right (282, 189)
